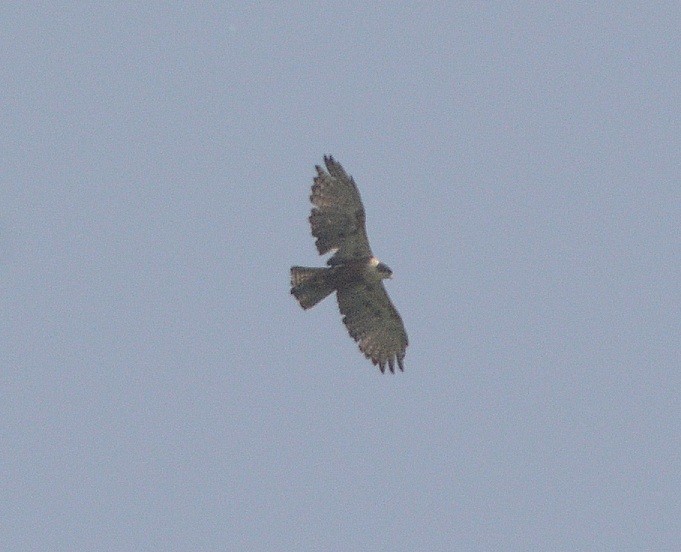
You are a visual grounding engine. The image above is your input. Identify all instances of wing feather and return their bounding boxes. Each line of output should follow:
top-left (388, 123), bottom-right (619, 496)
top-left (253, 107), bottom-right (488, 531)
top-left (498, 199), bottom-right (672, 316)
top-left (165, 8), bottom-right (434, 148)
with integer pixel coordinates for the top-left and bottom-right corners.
top-left (336, 281), bottom-right (408, 373)
top-left (309, 156), bottom-right (373, 265)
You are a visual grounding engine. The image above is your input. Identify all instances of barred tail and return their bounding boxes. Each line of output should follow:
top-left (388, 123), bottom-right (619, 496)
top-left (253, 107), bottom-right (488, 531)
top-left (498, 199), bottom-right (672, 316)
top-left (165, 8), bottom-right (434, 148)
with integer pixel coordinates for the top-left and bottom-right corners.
top-left (290, 266), bottom-right (335, 309)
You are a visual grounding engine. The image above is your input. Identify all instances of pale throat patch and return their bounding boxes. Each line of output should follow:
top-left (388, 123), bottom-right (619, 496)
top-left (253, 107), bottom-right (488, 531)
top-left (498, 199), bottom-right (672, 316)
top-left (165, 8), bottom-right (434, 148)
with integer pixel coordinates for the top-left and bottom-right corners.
top-left (369, 256), bottom-right (381, 267)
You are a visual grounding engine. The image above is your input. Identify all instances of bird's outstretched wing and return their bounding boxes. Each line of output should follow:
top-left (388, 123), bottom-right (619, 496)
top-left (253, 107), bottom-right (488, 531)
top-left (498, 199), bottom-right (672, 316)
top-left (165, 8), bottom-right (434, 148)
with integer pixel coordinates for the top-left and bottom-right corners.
top-left (336, 280), bottom-right (408, 373)
top-left (309, 156), bottom-right (373, 265)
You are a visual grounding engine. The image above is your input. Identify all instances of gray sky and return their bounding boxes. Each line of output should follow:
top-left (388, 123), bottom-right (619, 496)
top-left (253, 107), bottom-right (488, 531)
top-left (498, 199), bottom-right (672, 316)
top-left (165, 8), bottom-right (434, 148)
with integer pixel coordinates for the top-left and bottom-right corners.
top-left (2, 3), bottom-right (679, 550)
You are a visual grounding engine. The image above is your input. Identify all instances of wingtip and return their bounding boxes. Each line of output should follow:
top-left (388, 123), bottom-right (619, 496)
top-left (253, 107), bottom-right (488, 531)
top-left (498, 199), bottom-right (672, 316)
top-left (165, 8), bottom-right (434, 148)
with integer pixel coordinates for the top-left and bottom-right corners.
top-left (323, 155), bottom-right (339, 171)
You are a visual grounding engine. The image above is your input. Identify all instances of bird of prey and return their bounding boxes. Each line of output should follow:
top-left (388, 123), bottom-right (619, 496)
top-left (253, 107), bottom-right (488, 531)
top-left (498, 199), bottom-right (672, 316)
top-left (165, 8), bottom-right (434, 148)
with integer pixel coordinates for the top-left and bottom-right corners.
top-left (290, 156), bottom-right (408, 373)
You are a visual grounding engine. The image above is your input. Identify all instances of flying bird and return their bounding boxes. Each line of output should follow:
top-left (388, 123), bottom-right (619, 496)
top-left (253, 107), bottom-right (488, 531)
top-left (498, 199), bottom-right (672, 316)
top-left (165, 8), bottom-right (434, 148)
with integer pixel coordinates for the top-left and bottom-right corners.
top-left (290, 156), bottom-right (408, 373)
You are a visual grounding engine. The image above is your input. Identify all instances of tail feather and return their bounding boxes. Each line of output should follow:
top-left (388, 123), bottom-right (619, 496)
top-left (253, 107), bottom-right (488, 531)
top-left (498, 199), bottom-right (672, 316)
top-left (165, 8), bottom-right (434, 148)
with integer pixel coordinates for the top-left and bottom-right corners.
top-left (290, 266), bottom-right (335, 309)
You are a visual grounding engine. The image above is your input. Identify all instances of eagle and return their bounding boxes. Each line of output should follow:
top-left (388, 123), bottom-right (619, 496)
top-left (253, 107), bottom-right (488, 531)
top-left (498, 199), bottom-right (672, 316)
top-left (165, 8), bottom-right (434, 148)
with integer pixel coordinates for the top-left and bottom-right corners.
top-left (290, 156), bottom-right (408, 373)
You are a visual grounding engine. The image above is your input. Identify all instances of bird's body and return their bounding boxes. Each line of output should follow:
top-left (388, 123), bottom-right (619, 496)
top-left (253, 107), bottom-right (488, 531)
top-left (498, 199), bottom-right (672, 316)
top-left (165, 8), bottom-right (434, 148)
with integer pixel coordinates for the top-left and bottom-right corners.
top-left (290, 156), bottom-right (408, 373)
top-left (291, 258), bottom-right (386, 309)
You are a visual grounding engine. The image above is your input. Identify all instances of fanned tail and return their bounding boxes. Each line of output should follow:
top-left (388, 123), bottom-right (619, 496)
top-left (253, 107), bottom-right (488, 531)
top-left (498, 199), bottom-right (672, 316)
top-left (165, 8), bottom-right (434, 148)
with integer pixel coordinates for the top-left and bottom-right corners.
top-left (290, 267), bottom-right (335, 309)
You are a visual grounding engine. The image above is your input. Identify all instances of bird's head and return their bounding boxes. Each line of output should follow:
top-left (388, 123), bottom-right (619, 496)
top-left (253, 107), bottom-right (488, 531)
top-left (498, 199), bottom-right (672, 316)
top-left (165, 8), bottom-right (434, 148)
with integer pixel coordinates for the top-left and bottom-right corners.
top-left (369, 256), bottom-right (393, 279)
top-left (376, 262), bottom-right (393, 279)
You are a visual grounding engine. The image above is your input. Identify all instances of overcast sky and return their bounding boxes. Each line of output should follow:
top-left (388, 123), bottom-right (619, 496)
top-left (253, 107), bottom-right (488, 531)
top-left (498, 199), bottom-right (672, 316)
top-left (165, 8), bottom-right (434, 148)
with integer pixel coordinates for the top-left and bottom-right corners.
top-left (2, 3), bottom-right (679, 550)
